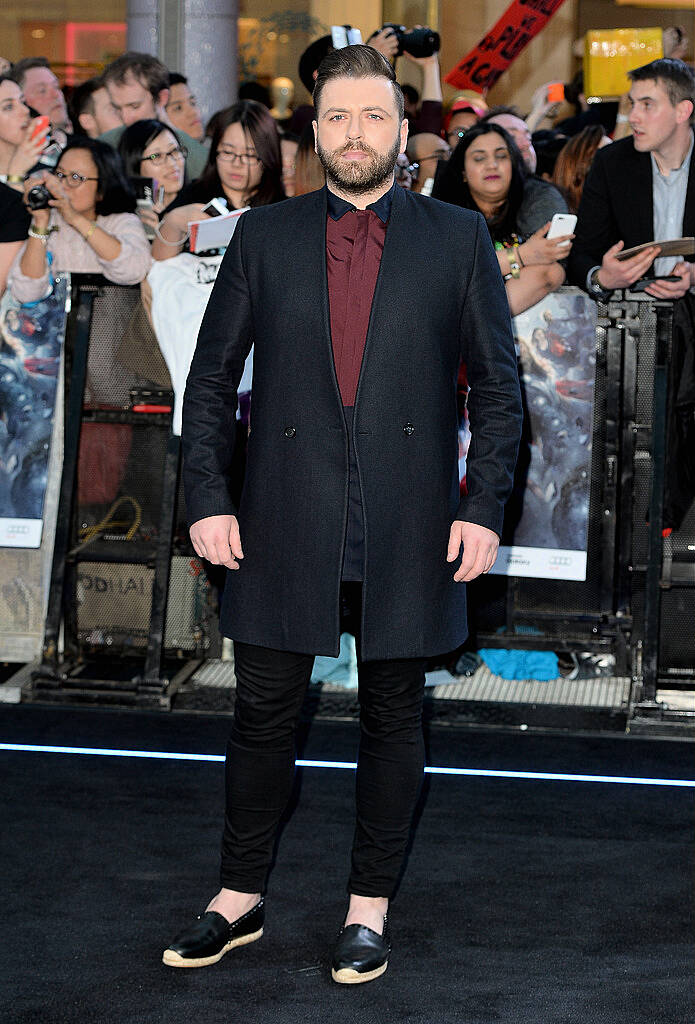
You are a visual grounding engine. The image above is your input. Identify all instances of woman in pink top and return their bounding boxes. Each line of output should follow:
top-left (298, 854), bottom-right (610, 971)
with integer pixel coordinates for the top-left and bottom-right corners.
top-left (9, 135), bottom-right (151, 304)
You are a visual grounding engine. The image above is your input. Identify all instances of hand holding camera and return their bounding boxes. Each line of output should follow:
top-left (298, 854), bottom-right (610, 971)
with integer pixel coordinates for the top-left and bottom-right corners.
top-left (23, 169), bottom-right (82, 229)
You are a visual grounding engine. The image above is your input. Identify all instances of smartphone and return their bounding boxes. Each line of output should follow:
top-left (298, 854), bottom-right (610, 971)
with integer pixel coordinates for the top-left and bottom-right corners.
top-left (30, 115), bottom-right (50, 141)
top-left (547, 213), bottom-right (577, 239)
top-left (331, 25), bottom-right (362, 48)
top-left (630, 275), bottom-right (681, 293)
top-left (201, 197), bottom-right (228, 217)
top-left (547, 82), bottom-right (564, 104)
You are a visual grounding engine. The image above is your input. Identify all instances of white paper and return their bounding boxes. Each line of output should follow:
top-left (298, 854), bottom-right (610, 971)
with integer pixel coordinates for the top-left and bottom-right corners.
top-left (188, 206), bottom-right (249, 253)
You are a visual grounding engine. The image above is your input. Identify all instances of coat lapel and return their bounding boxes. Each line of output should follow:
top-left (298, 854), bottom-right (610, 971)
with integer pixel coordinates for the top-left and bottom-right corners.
top-left (353, 183), bottom-right (409, 408)
top-left (683, 130), bottom-right (695, 238)
top-left (292, 187), bottom-right (344, 410)
top-left (629, 148), bottom-right (655, 244)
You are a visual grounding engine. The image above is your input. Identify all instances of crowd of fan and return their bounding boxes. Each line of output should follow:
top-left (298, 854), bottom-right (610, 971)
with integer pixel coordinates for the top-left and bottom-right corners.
top-left (0, 24), bottom-right (693, 323)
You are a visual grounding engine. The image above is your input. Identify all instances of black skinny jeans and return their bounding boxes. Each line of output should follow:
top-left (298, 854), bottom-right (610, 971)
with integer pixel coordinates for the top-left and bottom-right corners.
top-left (220, 589), bottom-right (427, 899)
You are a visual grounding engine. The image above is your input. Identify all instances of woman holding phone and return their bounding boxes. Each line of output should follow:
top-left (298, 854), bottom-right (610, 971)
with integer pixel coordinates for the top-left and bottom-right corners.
top-left (118, 119), bottom-right (187, 236)
top-left (433, 122), bottom-right (573, 315)
top-left (0, 74), bottom-right (50, 294)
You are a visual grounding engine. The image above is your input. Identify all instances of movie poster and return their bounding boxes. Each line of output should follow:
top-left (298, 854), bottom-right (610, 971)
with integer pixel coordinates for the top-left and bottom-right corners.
top-left (490, 287), bottom-right (597, 581)
top-left (0, 275), bottom-right (69, 548)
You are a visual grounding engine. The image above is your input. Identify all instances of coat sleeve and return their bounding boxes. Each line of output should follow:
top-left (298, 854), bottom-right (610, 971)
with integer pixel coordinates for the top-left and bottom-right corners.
top-left (457, 213), bottom-right (523, 536)
top-left (181, 214), bottom-right (254, 527)
top-left (566, 149), bottom-right (619, 289)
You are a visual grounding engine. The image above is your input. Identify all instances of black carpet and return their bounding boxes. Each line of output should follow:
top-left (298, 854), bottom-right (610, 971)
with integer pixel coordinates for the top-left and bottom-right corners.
top-left (1, 706), bottom-right (692, 1024)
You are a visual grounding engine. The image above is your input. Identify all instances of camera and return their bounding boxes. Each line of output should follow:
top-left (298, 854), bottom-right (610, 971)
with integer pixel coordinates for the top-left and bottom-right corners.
top-left (25, 183), bottom-right (52, 211)
top-left (381, 23), bottom-right (440, 59)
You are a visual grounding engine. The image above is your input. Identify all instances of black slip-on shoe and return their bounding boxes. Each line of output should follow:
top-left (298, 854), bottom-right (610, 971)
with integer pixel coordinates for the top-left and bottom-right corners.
top-left (162, 898), bottom-right (265, 968)
top-left (331, 915), bottom-right (390, 984)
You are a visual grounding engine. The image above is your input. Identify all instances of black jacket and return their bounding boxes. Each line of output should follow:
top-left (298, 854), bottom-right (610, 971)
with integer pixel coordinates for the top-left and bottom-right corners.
top-left (182, 185), bottom-right (522, 659)
top-left (567, 133), bottom-right (695, 531)
top-left (567, 133), bottom-right (695, 289)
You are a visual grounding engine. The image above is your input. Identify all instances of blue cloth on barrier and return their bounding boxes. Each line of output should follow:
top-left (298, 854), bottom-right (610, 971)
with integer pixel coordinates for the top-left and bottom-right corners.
top-left (311, 632), bottom-right (358, 688)
top-left (478, 648), bottom-right (559, 681)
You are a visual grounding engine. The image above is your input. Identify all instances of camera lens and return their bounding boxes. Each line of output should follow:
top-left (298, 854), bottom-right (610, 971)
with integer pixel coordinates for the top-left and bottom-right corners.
top-left (25, 184), bottom-right (52, 211)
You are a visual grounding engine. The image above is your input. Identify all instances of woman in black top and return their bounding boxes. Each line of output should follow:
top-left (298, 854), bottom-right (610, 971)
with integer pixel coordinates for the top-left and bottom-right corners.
top-left (0, 74), bottom-right (48, 294)
top-left (433, 122), bottom-right (569, 315)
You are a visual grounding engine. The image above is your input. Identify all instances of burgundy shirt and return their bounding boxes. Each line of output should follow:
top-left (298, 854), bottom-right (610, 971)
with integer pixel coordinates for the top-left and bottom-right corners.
top-left (326, 184), bottom-right (394, 406)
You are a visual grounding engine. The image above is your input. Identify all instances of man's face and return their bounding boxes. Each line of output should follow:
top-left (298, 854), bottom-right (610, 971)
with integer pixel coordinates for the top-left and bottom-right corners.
top-left (106, 72), bottom-right (165, 126)
top-left (79, 86), bottom-right (122, 138)
top-left (313, 76), bottom-right (408, 196)
top-left (446, 109), bottom-right (478, 148)
top-left (489, 113), bottom-right (536, 173)
top-left (166, 82), bottom-right (203, 141)
top-left (411, 134), bottom-right (450, 193)
top-left (22, 66), bottom-right (68, 126)
top-left (628, 78), bottom-right (691, 154)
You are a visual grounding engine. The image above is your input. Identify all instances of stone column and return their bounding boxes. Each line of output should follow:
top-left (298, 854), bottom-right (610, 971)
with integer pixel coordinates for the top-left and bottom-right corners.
top-left (127, 0), bottom-right (158, 56)
top-left (127, 0), bottom-right (238, 123)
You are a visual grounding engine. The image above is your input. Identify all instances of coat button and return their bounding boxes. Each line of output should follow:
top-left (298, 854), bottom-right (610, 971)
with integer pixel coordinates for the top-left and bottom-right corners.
top-left (284, 426), bottom-right (296, 438)
top-left (403, 423), bottom-right (415, 436)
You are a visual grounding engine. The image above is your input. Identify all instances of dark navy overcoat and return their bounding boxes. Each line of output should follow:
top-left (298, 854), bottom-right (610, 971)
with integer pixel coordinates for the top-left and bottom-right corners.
top-left (182, 184), bottom-right (522, 660)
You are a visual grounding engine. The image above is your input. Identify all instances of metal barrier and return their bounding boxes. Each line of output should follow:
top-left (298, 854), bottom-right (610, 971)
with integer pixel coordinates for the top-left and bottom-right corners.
top-left (3, 276), bottom-right (691, 727)
top-left (31, 275), bottom-right (216, 708)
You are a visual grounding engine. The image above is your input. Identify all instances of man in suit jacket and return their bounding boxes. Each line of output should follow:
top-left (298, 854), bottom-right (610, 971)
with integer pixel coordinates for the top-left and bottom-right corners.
top-left (568, 58), bottom-right (695, 301)
top-left (166, 45), bottom-right (522, 983)
top-left (568, 58), bottom-right (695, 531)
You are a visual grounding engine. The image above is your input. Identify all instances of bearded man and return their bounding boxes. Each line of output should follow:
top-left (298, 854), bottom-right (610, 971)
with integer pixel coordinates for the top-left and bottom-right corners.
top-left (165, 45), bottom-right (523, 984)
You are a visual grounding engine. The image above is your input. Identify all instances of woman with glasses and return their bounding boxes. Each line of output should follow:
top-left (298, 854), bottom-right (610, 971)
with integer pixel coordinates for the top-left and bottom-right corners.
top-left (118, 119), bottom-right (187, 235)
top-left (8, 135), bottom-right (151, 305)
top-left (152, 100), bottom-right (284, 261)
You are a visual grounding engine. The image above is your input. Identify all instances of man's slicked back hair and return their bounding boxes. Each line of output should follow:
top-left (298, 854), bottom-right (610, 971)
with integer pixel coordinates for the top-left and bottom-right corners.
top-left (313, 44), bottom-right (404, 122)
top-left (629, 58), bottom-right (695, 115)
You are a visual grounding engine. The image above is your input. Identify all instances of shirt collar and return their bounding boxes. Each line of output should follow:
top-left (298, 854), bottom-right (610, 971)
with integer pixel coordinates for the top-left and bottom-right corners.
top-left (651, 130), bottom-right (694, 181)
top-left (326, 180), bottom-right (396, 223)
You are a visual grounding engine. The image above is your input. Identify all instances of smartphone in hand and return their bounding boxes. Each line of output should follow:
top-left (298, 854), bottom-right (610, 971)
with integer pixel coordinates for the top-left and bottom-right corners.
top-left (547, 213), bottom-right (577, 239)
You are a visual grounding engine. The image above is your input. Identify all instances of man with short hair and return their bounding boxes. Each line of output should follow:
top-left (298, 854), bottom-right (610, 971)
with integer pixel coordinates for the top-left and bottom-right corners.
top-left (69, 77), bottom-right (122, 139)
top-left (165, 43), bottom-right (522, 984)
top-left (100, 52), bottom-right (209, 178)
top-left (10, 57), bottom-right (71, 133)
top-left (405, 131), bottom-right (450, 194)
top-left (165, 72), bottom-right (204, 142)
top-left (568, 57), bottom-right (695, 301)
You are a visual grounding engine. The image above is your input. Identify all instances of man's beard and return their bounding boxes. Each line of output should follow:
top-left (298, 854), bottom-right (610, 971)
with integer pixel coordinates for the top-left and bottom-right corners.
top-left (316, 134), bottom-right (401, 196)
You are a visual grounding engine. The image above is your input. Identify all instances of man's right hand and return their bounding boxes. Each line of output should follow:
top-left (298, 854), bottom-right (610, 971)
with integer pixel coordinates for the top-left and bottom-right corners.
top-left (190, 514), bottom-right (244, 570)
top-left (597, 240), bottom-right (661, 291)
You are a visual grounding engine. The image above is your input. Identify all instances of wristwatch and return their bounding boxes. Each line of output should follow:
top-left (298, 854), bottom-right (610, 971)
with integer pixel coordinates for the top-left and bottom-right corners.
top-left (588, 266), bottom-right (611, 299)
top-left (0, 173), bottom-right (24, 185)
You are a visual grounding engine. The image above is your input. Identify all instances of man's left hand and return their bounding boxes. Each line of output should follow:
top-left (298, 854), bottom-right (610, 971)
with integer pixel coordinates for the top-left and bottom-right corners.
top-left (644, 261), bottom-right (692, 300)
top-left (447, 521), bottom-right (499, 582)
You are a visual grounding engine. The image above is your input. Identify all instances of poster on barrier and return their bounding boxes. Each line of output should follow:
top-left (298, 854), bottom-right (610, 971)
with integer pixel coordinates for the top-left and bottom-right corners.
top-left (490, 287), bottom-right (597, 581)
top-left (0, 274), bottom-right (69, 548)
top-left (0, 274), bottom-right (67, 661)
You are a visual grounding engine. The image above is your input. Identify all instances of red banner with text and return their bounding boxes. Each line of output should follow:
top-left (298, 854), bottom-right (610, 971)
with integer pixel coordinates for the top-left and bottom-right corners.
top-left (444, 0), bottom-right (568, 94)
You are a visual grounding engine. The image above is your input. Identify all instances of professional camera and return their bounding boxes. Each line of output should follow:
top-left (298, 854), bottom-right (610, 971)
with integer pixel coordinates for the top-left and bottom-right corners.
top-left (25, 182), bottom-right (52, 211)
top-left (381, 23), bottom-right (440, 59)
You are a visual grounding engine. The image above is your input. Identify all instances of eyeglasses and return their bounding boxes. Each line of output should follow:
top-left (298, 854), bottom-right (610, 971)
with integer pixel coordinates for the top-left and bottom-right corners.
top-left (141, 145), bottom-right (188, 167)
top-left (417, 150), bottom-right (451, 164)
top-left (216, 148), bottom-right (262, 166)
top-left (54, 169), bottom-right (99, 187)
